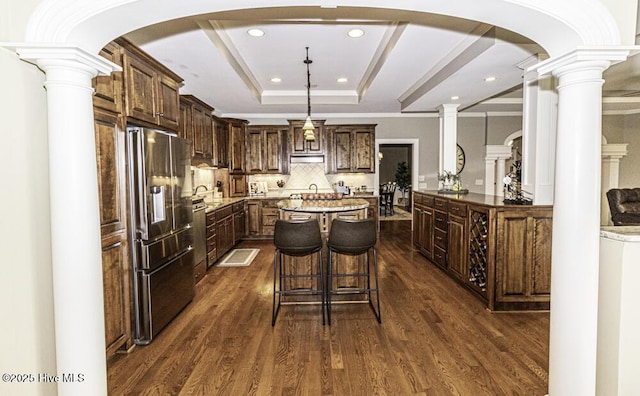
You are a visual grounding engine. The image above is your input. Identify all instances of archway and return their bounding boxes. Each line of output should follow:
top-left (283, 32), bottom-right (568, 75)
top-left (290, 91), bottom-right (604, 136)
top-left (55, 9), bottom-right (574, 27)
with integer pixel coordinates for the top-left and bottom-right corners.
top-left (14, 1), bottom-right (626, 395)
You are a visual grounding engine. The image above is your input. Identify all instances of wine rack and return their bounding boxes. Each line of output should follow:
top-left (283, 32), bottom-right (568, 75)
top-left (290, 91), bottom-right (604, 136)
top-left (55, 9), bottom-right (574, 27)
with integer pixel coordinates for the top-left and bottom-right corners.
top-left (468, 210), bottom-right (488, 291)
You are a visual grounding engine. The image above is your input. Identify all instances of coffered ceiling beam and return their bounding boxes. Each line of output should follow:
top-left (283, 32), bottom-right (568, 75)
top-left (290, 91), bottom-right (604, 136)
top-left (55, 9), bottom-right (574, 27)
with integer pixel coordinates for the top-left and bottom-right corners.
top-left (399, 24), bottom-right (495, 110)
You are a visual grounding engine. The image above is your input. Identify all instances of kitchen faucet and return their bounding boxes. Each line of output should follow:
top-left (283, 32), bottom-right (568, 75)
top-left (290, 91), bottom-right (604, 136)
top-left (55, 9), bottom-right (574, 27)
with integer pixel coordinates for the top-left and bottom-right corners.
top-left (309, 183), bottom-right (318, 194)
top-left (194, 185), bottom-right (208, 195)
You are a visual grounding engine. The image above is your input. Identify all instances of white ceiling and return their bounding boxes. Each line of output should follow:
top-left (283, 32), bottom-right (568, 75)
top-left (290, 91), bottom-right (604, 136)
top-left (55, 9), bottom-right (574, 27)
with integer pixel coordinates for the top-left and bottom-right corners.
top-left (125, 9), bottom-right (640, 118)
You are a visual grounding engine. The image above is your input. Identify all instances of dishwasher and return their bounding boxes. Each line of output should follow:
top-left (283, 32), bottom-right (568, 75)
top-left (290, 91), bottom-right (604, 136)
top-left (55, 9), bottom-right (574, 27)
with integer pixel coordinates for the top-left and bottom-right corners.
top-left (192, 197), bottom-right (207, 268)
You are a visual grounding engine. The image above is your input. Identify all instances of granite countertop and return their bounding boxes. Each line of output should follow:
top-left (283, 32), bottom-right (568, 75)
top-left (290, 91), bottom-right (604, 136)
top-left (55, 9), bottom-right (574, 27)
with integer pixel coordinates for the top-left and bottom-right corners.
top-left (600, 226), bottom-right (640, 242)
top-left (247, 191), bottom-right (378, 199)
top-left (277, 198), bottom-right (369, 213)
top-left (202, 197), bottom-right (245, 213)
top-left (413, 189), bottom-right (551, 208)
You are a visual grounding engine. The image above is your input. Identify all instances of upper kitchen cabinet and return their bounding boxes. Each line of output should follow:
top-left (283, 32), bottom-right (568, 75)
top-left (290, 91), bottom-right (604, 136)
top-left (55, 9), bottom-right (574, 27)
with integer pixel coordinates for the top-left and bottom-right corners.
top-left (179, 95), bottom-right (214, 165)
top-left (245, 125), bottom-right (289, 174)
top-left (227, 118), bottom-right (248, 174)
top-left (213, 116), bottom-right (229, 168)
top-left (326, 124), bottom-right (376, 173)
top-left (117, 38), bottom-right (182, 132)
top-left (288, 119), bottom-right (325, 156)
top-left (93, 41), bottom-right (123, 114)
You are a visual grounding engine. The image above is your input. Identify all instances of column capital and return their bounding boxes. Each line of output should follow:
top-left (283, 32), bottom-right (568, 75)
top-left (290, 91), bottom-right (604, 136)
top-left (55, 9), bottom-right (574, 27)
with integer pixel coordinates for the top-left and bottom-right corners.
top-left (484, 144), bottom-right (512, 161)
top-left (437, 103), bottom-right (460, 114)
top-left (528, 47), bottom-right (636, 77)
top-left (602, 143), bottom-right (628, 159)
top-left (3, 43), bottom-right (121, 76)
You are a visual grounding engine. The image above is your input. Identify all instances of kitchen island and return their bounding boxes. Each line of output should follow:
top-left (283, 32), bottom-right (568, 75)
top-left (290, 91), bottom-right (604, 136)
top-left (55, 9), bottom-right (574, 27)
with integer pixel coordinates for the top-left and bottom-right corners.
top-left (277, 198), bottom-right (370, 302)
top-left (278, 198), bottom-right (369, 234)
top-left (413, 190), bottom-right (553, 311)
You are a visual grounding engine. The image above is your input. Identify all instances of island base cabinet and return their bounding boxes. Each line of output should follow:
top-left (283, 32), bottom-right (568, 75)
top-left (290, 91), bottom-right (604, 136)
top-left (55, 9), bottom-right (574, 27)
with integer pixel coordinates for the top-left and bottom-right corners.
top-left (493, 209), bottom-right (552, 311)
top-left (413, 191), bottom-right (552, 311)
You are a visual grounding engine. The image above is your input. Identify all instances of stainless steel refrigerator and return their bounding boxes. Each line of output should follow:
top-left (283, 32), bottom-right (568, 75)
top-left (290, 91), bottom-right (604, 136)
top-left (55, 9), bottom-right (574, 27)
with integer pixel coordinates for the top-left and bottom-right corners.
top-left (127, 126), bottom-right (194, 345)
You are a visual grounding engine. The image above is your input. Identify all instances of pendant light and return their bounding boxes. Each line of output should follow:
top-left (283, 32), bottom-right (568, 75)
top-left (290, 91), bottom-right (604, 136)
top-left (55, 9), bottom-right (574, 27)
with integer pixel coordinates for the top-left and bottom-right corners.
top-left (302, 47), bottom-right (316, 141)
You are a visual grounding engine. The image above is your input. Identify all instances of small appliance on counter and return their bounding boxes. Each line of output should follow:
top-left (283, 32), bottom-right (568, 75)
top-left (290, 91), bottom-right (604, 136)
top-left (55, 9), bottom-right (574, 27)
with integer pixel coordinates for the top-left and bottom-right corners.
top-left (335, 180), bottom-right (350, 195)
top-left (249, 181), bottom-right (268, 196)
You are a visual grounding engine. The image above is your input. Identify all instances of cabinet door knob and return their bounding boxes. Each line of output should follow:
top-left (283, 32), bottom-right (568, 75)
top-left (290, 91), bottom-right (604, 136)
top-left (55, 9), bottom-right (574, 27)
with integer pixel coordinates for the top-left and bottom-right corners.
top-left (156, 112), bottom-right (164, 117)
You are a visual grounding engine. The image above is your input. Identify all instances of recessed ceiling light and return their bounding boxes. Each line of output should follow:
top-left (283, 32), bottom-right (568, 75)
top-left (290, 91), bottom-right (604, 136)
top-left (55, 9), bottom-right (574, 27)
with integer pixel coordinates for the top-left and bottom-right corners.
top-left (451, 96), bottom-right (459, 100)
top-left (247, 28), bottom-right (265, 37)
top-left (348, 28), bottom-right (365, 38)
top-left (270, 77), bottom-right (282, 83)
top-left (484, 76), bottom-right (496, 82)
top-left (337, 77), bottom-right (348, 83)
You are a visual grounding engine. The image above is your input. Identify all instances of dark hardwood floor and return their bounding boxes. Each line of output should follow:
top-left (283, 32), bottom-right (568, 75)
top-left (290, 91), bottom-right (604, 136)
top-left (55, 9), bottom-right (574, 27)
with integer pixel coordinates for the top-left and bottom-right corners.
top-left (108, 220), bottom-right (549, 395)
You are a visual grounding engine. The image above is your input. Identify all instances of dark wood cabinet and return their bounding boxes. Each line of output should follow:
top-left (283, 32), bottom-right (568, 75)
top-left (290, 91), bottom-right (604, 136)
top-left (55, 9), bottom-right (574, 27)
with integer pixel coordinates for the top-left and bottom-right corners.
top-left (246, 200), bottom-right (261, 237)
top-left (228, 118), bottom-right (247, 174)
top-left (412, 193), bottom-right (434, 260)
top-left (494, 208), bottom-right (552, 310)
top-left (93, 41), bottom-right (123, 113)
top-left (233, 201), bottom-right (246, 243)
top-left (245, 125), bottom-right (288, 174)
top-left (93, 108), bottom-right (132, 357)
top-left (118, 38), bottom-right (182, 131)
top-left (179, 95), bottom-right (214, 164)
top-left (326, 124), bottom-right (376, 173)
top-left (206, 210), bottom-right (217, 268)
top-left (213, 116), bottom-right (229, 168)
top-left (447, 204), bottom-right (468, 281)
top-left (216, 206), bottom-right (234, 259)
top-left (412, 191), bottom-right (552, 311)
top-left (289, 119), bottom-right (325, 155)
top-left (230, 174), bottom-right (246, 197)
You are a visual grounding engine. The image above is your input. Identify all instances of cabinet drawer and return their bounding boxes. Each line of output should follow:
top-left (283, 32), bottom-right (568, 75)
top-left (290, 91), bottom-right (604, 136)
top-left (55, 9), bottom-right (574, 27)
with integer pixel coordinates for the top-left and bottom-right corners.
top-left (206, 223), bottom-right (216, 237)
top-left (194, 260), bottom-right (206, 284)
top-left (232, 201), bottom-right (244, 213)
top-left (434, 228), bottom-right (447, 249)
top-left (413, 193), bottom-right (423, 205)
top-left (433, 246), bottom-right (447, 268)
top-left (207, 235), bottom-right (217, 252)
top-left (434, 198), bottom-right (448, 210)
top-left (216, 205), bottom-right (233, 219)
top-left (423, 195), bottom-right (435, 206)
top-left (449, 201), bottom-right (467, 217)
top-left (207, 249), bottom-right (217, 267)
top-left (434, 210), bottom-right (447, 231)
top-left (206, 211), bottom-right (216, 224)
top-left (262, 199), bottom-right (279, 208)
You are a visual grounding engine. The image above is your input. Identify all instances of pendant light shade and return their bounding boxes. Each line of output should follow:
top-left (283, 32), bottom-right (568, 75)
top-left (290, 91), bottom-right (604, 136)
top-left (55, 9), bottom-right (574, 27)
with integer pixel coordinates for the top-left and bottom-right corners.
top-left (303, 47), bottom-right (316, 141)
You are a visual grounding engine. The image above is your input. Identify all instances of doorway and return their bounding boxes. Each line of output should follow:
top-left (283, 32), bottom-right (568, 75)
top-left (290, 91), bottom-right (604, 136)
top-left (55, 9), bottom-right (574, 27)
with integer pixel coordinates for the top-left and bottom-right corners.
top-left (378, 144), bottom-right (413, 210)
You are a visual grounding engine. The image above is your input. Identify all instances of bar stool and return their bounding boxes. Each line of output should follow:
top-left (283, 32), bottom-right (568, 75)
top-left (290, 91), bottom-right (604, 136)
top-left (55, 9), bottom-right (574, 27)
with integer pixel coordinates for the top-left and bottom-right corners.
top-left (272, 219), bottom-right (325, 326)
top-left (326, 218), bottom-right (381, 325)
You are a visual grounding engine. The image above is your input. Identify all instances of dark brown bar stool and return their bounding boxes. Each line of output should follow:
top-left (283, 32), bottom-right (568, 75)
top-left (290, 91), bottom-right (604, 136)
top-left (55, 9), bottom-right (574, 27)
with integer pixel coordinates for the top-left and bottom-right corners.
top-left (326, 218), bottom-right (381, 325)
top-left (272, 219), bottom-right (325, 326)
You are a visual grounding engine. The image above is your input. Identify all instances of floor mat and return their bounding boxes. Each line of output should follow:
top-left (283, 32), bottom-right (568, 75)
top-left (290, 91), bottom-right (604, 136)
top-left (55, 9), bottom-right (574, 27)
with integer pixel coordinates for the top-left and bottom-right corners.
top-left (217, 248), bottom-right (260, 267)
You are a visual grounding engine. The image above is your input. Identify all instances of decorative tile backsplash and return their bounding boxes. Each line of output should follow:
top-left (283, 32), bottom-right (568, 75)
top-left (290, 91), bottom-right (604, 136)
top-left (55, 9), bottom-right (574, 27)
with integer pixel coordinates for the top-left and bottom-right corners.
top-left (248, 163), bottom-right (375, 193)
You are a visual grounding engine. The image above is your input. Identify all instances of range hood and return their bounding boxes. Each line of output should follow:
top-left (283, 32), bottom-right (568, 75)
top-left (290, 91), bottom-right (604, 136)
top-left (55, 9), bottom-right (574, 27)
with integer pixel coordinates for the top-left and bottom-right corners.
top-left (290, 154), bottom-right (324, 163)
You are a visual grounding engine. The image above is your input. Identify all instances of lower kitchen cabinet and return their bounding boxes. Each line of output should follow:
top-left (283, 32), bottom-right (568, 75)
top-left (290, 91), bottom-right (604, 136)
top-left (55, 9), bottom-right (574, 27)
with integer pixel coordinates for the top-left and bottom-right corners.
top-left (412, 191), bottom-right (552, 311)
top-left (101, 232), bottom-right (132, 357)
top-left (233, 201), bottom-right (246, 243)
top-left (206, 210), bottom-right (217, 269)
top-left (216, 206), bottom-right (234, 259)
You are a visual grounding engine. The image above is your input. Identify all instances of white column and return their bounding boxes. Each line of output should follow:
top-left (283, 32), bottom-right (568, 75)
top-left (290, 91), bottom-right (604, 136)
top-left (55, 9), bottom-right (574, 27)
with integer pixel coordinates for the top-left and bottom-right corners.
top-left (484, 145), bottom-right (512, 196)
top-left (16, 46), bottom-right (119, 396)
top-left (531, 48), bottom-right (630, 396)
top-left (601, 143), bottom-right (628, 225)
top-left (520, 54), bottom-right (558, 205)
top-left (438, 104), bottom-right (460, 174)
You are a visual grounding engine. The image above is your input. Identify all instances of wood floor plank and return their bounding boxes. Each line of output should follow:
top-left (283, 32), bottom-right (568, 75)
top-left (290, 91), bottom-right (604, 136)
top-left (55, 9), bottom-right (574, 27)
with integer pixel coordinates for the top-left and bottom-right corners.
top-left (108, 221), bottom-right (549, 395)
